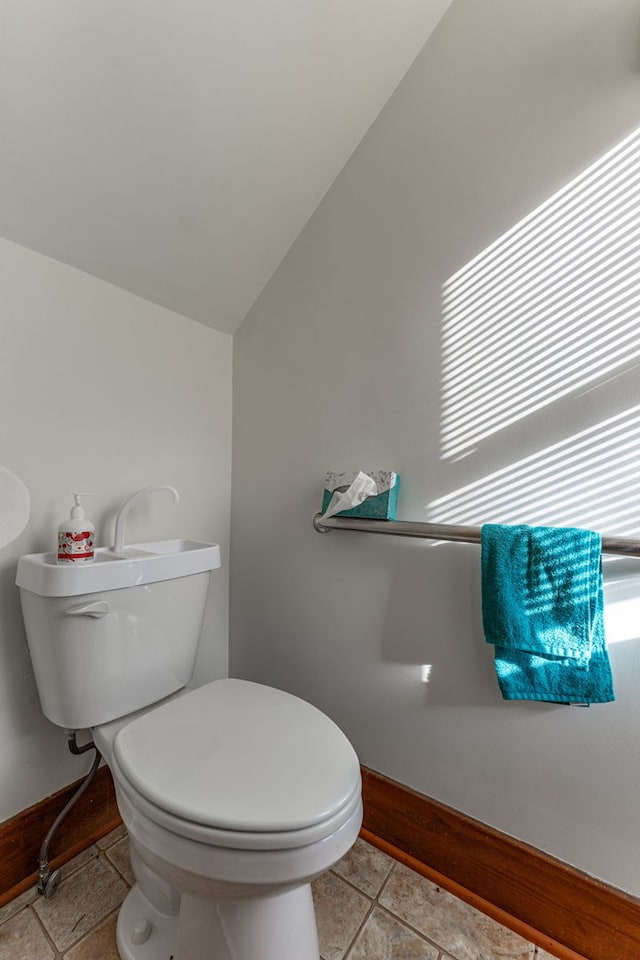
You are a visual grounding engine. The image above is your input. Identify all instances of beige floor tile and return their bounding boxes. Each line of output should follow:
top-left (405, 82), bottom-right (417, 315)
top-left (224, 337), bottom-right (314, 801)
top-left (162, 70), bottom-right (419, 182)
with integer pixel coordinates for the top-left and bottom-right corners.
top-left (0, 907), bottom-right (55, 960)
top-left (312, 871), bottom-right (371, 960)
top-left (380, 864), bottom-right (535, 960)
top-left (0, 885), bottom-right (37, 926)
top-left (96, 825), bottom-right (127, 850)
top-left (104, 837), bottom-right (135, 886)
top-left (63, 910), bottom-right (120, 960)
top-left (333, 838), bottom-right (395, 899)
top-left (33, 856), bottom-right (127, 952)
top-left (347, 906), bottom-right (439, 960)
top-left (0, 833), bottom-right (557, 960)
top-left (59, 844), bottom-right (99, 879)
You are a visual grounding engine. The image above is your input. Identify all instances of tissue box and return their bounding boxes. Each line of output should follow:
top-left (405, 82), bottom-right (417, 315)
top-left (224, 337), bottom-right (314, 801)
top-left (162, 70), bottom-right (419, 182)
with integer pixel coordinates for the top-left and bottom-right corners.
top-left (321, 470), bottom-right (400, 520)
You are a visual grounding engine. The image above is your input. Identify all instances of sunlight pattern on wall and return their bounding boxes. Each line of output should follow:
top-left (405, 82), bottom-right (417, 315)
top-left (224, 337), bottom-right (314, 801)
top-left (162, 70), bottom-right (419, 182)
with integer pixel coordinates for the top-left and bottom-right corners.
top-left (441, 127), bottom-right (640, 459)
top-left (428, 404), bottom-right (640, 537)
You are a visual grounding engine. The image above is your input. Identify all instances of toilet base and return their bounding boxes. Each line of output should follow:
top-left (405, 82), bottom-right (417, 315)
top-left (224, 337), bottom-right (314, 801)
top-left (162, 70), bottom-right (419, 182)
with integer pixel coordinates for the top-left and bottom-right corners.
top-left (116, 885), bottom-right (177, 960)
top-left (116, 879), bottom-right (320, 960)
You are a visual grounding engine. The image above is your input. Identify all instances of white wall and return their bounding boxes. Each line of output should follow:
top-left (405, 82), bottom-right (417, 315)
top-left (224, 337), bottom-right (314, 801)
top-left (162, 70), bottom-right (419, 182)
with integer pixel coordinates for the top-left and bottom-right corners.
top-left (232, 0), bottom-right (640, 894)
top-left (0, 237), bottom-right (232, 822)
top-left (0, 0), bottom-right (453, 335)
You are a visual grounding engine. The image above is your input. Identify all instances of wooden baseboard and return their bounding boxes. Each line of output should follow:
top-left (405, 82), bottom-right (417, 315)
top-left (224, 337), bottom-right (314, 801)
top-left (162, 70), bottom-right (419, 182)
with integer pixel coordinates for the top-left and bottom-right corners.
top-left (361, 766), bottom-right (640, 960)
top-left (0, 764), bottom-right (122, 908)
top-left (3, 760), bottom-right (637, 960)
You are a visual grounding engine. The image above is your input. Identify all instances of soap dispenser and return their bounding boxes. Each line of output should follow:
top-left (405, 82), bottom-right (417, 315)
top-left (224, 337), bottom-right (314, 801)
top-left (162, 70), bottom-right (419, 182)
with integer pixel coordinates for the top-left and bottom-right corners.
top-left (57, 493), bottom-right (95, 563)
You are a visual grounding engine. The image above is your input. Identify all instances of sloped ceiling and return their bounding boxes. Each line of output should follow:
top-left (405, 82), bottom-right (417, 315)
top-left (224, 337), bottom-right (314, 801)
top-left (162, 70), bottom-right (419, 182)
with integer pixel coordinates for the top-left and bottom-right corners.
top-left (0, 1), bottom-right (452, 334)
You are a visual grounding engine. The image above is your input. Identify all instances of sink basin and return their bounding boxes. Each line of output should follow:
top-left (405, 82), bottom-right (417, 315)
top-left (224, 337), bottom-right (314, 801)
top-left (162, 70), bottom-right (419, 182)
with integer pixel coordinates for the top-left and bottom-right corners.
top-left (16, 539), bottom-right (221, 597)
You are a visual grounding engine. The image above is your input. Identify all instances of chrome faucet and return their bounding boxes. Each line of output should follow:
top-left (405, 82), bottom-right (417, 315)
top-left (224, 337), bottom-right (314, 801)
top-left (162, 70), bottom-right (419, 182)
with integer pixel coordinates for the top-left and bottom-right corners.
top-left (112, 485), bottom-right (179, 554)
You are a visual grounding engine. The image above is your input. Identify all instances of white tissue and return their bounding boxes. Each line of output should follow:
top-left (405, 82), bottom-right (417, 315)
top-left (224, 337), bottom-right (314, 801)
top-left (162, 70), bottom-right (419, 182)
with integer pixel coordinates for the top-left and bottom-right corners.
top-left (321, 470), bottom-right (377, 520)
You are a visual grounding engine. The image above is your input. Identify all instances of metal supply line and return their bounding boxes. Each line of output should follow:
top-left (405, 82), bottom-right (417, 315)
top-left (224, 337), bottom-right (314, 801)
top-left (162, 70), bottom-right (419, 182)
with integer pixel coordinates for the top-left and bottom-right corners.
top-left (312, 514), bottom-right (640, 558)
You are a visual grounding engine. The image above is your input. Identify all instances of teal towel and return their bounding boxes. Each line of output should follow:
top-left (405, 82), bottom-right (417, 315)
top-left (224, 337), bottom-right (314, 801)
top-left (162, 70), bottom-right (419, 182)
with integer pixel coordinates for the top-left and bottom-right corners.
top-left (481, 524), bottom-right (614, 704)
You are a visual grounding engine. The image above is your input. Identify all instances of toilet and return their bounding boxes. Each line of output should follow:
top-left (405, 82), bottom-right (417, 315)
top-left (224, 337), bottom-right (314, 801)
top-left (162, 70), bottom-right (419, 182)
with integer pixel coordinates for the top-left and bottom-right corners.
top-left (16, 539), bottom-right (362, 960)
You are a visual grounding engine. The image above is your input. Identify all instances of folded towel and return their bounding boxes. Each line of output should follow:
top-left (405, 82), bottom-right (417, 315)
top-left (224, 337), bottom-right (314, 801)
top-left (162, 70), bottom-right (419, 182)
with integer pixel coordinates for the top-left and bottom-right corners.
top-left (481, 524), bottom-right (614, 704)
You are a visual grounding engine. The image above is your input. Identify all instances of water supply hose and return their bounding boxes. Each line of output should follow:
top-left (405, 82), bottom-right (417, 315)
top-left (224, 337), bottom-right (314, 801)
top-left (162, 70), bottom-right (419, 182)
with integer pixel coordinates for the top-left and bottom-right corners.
top-left (37, 731), bottom-right (102, 898)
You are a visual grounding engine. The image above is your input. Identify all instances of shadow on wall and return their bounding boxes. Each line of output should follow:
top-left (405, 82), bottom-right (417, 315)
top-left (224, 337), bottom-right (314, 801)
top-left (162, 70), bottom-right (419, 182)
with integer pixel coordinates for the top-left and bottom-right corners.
top-left (379, 540), bottom-right (500, 706)
top-left (428, 405), bottom-right (640, 540)
top-left (433, 124), bottom-right (640, 648)
top-left (378, 538), bottom-right (640, 707)
top-left (439, 125), bottom-right (640, 461)
top-left (379, 127), bottom-right (640, 702)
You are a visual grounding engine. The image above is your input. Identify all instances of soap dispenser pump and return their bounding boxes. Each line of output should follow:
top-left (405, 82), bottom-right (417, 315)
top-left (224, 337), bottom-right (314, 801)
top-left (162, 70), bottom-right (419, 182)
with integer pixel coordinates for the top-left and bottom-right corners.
top-left (57, 493), bottom-right (95, 564)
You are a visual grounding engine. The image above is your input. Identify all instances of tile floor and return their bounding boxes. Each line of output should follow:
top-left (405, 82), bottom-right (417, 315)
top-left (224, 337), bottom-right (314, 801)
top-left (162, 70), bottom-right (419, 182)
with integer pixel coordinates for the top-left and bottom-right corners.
top-left (0, 828), bottom-right (557, 960)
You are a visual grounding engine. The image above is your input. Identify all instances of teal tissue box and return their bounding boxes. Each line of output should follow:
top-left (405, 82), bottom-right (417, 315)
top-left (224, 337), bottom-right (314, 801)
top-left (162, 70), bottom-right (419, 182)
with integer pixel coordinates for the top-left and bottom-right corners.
top-left (321, 471), bottom-right (400, 520)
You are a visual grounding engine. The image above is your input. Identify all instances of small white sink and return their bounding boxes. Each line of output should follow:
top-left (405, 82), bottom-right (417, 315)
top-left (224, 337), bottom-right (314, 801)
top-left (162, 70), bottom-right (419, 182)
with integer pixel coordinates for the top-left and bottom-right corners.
top-left (16, 539), bottom-right (221, 597)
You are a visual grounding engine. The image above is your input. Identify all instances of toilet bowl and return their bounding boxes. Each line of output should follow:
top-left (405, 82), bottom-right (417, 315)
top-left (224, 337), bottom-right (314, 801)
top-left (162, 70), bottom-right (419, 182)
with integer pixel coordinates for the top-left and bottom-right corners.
top-left (99, 677), bottom-right (363, 960)
top-left (16, 537), bottom-right (362, 960)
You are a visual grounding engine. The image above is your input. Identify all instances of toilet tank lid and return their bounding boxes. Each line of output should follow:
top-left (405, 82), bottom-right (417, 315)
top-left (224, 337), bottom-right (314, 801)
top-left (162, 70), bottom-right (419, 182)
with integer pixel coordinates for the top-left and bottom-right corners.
top-left (16, 540), bottom-right (220, 597)
top-left (112, 679), bottom-right (361, 834)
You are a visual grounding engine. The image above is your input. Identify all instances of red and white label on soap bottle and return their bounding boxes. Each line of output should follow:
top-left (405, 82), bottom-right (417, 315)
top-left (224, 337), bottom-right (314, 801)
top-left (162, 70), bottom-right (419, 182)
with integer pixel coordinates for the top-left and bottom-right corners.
top-left (57, 530), bottom-right (94, 563)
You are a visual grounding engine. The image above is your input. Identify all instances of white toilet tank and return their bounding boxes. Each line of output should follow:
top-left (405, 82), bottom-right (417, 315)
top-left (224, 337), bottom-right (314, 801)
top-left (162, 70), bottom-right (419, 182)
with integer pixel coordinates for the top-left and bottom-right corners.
top-left (16, 540), bottom-right (220, 729)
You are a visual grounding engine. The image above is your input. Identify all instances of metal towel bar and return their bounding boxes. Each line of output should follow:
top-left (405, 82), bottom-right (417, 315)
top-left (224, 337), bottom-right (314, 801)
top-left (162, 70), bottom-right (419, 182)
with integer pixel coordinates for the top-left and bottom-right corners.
top-left (312, 514), bottom-right (640, 558)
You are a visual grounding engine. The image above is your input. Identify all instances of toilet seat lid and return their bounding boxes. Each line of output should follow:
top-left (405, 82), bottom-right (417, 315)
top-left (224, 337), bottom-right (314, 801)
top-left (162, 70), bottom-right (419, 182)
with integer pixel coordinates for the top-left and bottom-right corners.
top-left (113, 679), bottom-right (360, 833)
